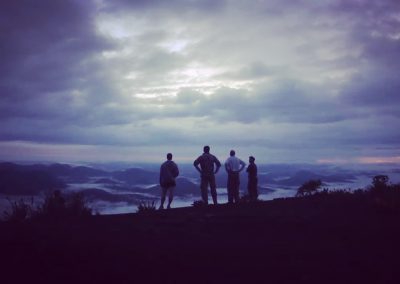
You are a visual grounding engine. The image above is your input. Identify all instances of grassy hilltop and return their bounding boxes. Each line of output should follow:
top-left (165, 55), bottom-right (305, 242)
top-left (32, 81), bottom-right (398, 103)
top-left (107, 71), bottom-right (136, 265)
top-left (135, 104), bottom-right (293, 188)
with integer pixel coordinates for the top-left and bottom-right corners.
top-left (1, 181), bottom-right (400, 284)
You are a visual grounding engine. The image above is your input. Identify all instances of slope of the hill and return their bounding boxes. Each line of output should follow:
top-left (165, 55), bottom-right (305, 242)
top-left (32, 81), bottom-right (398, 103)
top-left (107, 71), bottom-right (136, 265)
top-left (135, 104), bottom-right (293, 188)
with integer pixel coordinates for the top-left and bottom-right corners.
top-left (1, 196), bottom-right (399, 284)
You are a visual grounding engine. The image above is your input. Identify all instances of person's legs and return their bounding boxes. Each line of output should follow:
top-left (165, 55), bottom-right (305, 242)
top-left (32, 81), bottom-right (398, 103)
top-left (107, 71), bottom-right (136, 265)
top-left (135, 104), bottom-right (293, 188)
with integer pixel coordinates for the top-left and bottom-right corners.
top-left (227, 175), bottom-right (234, 204)
top-left (248, 178), bottom-right (258, 201)
top-left (234, 184), bottom-right (240, 204)
top-left (254, 188), bottom-right (259, 201)
top-left (232, 173), bottom-right (240, 203)
top-left (159, 187), bottom-right (167, 209)
top-left (248, 183), bottom-right (254, 201)
top-left (167, 186), bottom-right (175, 209)
top-left (255, 177), bottom-right (259, 200)
top-left (209, 175), bottom-right (218, 205)
top-left (200, 176), bottom-right (209, 204)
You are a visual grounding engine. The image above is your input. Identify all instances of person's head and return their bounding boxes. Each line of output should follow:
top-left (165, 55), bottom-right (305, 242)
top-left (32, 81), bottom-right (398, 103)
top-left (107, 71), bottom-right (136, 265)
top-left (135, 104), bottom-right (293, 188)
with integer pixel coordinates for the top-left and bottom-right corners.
top-left (167, 153), bottom-right (173, 160)
top-left (230, 150), bottom-right (235, 157)
top-left (249, 156), bottom-right (255, 163)
top-left (203, 145), bottom-right (210, 153)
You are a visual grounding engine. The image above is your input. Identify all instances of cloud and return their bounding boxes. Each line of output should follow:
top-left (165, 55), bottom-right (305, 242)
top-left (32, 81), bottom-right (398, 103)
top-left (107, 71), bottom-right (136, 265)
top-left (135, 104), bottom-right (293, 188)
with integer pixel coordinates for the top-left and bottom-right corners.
top-left (100, 0), bottom-right (226, 14)
top-left (0, 0), bottom-right (399, 163)
top-left (1, 1), bottom-right (112, 85)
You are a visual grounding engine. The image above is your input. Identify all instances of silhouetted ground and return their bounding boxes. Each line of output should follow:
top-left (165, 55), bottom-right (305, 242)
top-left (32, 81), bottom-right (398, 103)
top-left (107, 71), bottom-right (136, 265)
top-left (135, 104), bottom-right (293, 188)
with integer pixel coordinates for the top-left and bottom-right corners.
top-left (1, 195), bottom-right (400, 284)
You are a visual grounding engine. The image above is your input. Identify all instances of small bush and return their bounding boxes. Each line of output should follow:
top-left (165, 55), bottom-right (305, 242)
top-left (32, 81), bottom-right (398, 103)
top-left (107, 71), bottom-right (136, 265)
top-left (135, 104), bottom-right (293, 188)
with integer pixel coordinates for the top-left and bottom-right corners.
top-left (137, 200), bottom-right (157, 213)
top-left (2, 191), bottom-right (94, 222)
top-left (239, 194), bottom-right (260, 203)
top-left (353, 189), bottom-right (367, 196)
top-left (372, 175), bottom-right (389, 189)
top-left (369, 178), bottom-right (400, 212)
top-left (192, 200), bottom-right (206, 208)
top-left (369, 175), bottom-right (391, 197)
top-left (3, 198), bottom-right (34, 222)
top-left (36, 191), bottom-right (65, 217)
top-left (324, 188), bottom-right (353, 196)
top-left (296, 179), bottom-right (322, 197)
top-left (65, 192), bottom-right (92, 217)
top-left (35, 191), bottom-right (92, 220)
top-left (239, 194), bottom-right (251, 203)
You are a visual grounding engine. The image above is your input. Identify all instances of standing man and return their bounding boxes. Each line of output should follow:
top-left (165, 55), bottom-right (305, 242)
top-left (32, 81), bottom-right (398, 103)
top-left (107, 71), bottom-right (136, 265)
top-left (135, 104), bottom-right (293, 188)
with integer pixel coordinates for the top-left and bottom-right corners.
top-left (246, 156), bottom-right (258, 202)
top-left (193, 145), bottom-right (221, 205)
top-left (159, 153), bottom-right (179, 209)
top-left (224, 150), bottom-right (246, 204)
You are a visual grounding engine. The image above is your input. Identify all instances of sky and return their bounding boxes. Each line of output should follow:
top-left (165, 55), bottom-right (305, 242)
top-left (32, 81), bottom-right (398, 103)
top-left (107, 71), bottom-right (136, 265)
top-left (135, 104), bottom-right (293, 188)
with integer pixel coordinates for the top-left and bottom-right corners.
top-left (1, 0), bottom-right (400, 164)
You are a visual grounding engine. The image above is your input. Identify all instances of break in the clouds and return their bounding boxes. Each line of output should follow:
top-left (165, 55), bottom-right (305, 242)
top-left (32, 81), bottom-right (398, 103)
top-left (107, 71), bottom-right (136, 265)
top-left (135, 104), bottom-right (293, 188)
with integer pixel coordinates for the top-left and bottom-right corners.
top-left (1, 0), bottom-right (400, 164)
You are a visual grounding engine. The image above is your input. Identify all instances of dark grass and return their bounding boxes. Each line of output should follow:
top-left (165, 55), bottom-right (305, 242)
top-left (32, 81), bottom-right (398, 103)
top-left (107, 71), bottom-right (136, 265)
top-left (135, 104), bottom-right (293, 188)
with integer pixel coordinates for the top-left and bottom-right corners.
top-left (1, 190), bottom-right (400, 284)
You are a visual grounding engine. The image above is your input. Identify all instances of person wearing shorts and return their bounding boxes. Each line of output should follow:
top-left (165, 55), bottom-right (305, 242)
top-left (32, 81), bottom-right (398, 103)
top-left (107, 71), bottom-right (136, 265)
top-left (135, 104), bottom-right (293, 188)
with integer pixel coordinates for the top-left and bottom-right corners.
top-left (159, 153), bottom-right (179, 209)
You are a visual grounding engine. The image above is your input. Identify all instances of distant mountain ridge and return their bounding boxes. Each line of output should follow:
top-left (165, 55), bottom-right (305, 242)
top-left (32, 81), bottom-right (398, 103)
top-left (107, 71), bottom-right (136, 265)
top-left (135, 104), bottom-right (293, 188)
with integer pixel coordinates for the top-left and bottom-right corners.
top-left (272, 170), bottom-right (356, 186)
top-left (0, 162), bottom-right (198, 196)
top-left (0, 162), bottom-right (368, 198)
top-left (0, 162), bottom-right (65, 195)
top-left (0, 162), bottom-right (111, 195)
top-left (111, 168), bottom-right (158, 185)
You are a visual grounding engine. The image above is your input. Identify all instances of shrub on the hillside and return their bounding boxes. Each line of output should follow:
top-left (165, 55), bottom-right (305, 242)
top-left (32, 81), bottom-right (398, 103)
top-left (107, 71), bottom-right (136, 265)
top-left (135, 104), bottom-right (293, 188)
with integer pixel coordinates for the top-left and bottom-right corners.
top-left (35, 191), bottom-right (92, 219)
top-left (192, 200), bottom-right (206, 208)
top-left (323, 188), bottom-right (353, 196)
top-left (3, 198), bottom-right (34, 222)
top-left (137, 200), bottom-right (157, 213)
top-left (311, 188), bottom-right (369, 201)
top-left (239, 194), bottom-right (260, 203)
top-left (3, 191), bottom-right (93, 222)
top-left (36, 190), bottom-right (66, 218)
top-left (296, 179), bottom-right (322, 197)
top-left (372, 175), bottom-right (389, 190)
top-left (65, 192), bottom-right (92, 217)
top-left (368, 176), bottom-right (400, 212)
top-left (14, 191), bottom-right (93, 221)
top-left (239, 194), bottom-right (251, 203)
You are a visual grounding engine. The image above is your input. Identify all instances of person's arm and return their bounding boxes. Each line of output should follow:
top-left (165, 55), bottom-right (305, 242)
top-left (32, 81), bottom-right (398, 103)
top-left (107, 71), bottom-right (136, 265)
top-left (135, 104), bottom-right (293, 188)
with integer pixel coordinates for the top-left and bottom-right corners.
top-left (224, 160), bottom-right (230, 173)
top-left (238, 159), bottom-right (246, 172)
top-left (214, 157), bottom-right (221, 174)
top-left (193, 157), bottom-right (202, 174)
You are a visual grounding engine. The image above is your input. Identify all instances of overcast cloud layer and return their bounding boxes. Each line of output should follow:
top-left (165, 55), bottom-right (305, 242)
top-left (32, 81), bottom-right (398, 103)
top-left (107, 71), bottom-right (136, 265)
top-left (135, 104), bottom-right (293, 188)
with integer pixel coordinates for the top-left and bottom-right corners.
top-left (1, 0), bottom-right (400, 163)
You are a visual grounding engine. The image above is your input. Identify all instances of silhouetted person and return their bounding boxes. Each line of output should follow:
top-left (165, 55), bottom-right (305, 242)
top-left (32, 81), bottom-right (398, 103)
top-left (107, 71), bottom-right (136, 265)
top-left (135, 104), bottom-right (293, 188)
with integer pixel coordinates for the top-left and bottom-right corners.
top-left (224, 150), bottom-right (246, 204)
top-left (159, 153), bottom-right (179, 209)
top-left (194, 145), bottom-right (221, 205)
top-left (246, 156), bottom-right (258, 201)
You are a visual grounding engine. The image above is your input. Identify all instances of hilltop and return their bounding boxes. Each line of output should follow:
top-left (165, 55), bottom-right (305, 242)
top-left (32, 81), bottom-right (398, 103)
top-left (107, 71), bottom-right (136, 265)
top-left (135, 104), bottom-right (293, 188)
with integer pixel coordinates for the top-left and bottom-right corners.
top-left (1, 193), bottom-right (400, 284)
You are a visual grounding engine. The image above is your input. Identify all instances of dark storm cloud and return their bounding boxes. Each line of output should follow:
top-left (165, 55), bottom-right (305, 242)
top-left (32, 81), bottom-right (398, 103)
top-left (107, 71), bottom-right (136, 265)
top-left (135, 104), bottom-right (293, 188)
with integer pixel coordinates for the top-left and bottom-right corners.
top-left (0, 114), bottom-right (192, 147)
top-left (0, 0), bottom-right (136, 149)
top-left (342, 71), bottom-right (400, 111)
top-left (329, 0), bottom-right (400, 16)
top-left (328, 0), bottom-right (400, 117)
top-left (0, 0), bottom-right (114, 112)
top-left (100, 0), bottom-right (225, 13)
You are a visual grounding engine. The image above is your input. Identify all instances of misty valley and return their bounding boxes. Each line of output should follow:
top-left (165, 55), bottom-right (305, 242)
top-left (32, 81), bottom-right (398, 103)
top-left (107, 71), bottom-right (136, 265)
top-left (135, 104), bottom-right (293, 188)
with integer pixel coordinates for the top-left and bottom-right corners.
top-left (1, 162), bottom-right (399, 215)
